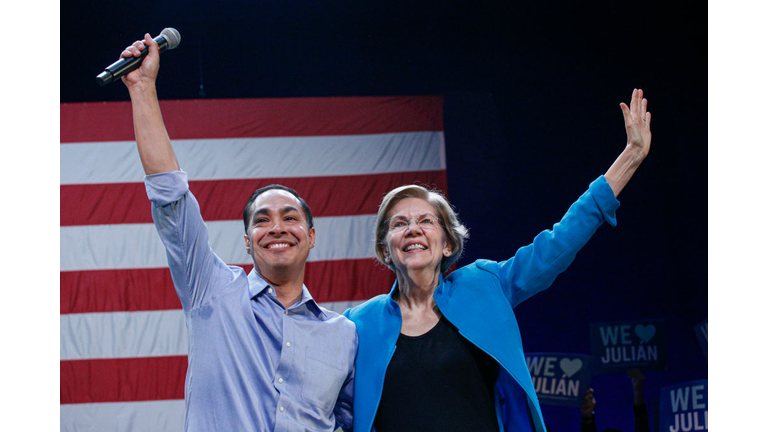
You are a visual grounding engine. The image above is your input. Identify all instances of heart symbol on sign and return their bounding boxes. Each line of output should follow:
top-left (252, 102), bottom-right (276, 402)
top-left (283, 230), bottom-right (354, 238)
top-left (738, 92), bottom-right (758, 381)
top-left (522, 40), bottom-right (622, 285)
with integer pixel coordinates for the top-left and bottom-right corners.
top-left (635, 324), bottom-right (656, 343)
top-left (559, 358), bottom-right (583, 377)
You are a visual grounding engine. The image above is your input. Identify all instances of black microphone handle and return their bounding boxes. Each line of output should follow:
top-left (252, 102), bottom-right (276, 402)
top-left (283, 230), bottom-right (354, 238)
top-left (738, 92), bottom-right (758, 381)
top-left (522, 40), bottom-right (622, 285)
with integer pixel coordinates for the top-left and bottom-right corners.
top-left (96, 34), bottom-right (170, 86)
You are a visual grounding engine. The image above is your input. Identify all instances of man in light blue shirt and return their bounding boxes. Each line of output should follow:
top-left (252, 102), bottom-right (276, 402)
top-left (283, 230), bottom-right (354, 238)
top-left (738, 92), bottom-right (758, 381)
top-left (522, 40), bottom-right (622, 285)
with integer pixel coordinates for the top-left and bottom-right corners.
top-left (121, 33), bottom-right (357, 431)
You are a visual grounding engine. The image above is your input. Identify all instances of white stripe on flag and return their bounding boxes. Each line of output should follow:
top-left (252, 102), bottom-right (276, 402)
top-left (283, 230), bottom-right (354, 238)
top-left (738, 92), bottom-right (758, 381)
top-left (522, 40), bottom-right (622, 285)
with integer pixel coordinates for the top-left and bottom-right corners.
top-left (318, 300), bottom-right (368, 314)
top-left (61, 310), bottom-right (188, 360)
top-left (61, 301), bottom-right (369, 360)
top-left (60, 214), bottom-right (377, 271)
top-left (60, 400), bottom-right (185, 432)
top-left (60, 132), bottom-right (446, 184)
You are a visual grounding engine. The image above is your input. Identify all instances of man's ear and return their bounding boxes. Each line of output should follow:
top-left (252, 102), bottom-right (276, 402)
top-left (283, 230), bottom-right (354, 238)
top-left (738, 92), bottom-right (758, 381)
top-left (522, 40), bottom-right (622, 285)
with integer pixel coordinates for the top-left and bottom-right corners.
top-left (244, 235), bottom-right (251, 254)
top-left (309, 227), bottom-right (316, 249)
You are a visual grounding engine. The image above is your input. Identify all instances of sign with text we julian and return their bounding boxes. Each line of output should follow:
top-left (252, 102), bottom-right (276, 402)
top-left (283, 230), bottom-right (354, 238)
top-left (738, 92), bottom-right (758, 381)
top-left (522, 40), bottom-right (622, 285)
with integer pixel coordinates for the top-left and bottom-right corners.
top-left (659, 379), bottom-right (708, 432)
top-left (525, 353), bottom-right (593, 407)
top-left (589, 320), bottom-right (667, 372)
top-left (694, 318), bottom-right (707, 358)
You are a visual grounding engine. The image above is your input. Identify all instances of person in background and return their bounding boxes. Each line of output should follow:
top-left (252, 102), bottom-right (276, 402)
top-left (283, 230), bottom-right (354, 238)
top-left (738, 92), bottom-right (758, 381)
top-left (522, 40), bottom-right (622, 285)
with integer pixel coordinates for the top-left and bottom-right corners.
top-left (581, 368), bottom-right (651, 432)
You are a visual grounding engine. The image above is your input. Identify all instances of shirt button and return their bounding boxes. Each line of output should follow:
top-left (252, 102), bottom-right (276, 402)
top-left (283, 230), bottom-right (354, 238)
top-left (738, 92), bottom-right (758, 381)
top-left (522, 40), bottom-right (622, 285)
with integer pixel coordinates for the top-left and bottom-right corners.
top-left (278, 378), bottom-right (284, 383)
top-left (284, 310), bottom-right (288, 315)
top-left (279, 406), bottom-right (285, 412)
top-left (285, 342), bottom-right (291, 347)
top-left (268, 288), bottom-right (273, 294)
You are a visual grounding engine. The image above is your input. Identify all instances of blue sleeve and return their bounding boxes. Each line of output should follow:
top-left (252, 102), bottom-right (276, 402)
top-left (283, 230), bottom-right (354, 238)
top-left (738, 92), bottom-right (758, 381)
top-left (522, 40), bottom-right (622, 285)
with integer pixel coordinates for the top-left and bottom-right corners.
top-left (497, 175), bottom-right (620, 308)
top-left (334, 329), bottom-right (358, 432)
top-left (145, 170), bottom-right (237, 312)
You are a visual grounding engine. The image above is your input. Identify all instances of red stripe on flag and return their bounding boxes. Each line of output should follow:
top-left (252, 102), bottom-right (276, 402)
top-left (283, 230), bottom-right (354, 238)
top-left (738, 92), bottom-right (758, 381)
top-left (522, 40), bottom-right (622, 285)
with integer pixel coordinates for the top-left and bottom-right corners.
top-left (304, 259), bottom-right (396, 304)
top-left (61, 96), bottom-right (444, 143)
top-left (60, 171), bottom-right (448, 226)
top-left (60, 268), bottom-right (181, 314)
top-left (61, 259), bottom-right (395, 314)
top-left (60, 356), bottom-right (187, 404)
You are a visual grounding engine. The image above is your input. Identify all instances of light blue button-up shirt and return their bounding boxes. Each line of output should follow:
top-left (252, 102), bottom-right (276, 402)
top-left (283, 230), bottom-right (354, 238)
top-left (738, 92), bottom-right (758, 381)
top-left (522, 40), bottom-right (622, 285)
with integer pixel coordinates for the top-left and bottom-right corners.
top-left (146, 171), bottom-right (357, 431)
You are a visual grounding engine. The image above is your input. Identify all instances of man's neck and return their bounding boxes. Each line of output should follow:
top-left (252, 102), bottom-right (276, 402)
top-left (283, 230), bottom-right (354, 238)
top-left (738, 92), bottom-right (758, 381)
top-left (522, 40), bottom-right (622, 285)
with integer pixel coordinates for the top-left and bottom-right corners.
top-left (274, 286), bottom-right (304, 309)
top-left (257, 267), bottom-right (307, 309)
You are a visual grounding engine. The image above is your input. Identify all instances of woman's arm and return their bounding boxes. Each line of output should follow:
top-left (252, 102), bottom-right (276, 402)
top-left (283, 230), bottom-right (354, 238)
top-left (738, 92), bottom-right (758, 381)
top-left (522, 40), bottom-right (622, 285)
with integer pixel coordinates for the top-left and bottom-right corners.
top-left (604, 88), bottom-right (652, 197)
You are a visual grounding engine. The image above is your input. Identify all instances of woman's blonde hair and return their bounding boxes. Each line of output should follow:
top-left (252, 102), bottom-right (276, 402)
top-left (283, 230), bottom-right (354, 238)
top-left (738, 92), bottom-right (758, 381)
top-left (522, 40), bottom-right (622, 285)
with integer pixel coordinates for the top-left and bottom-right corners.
top-left (374, 185), bottom-right (469, 274)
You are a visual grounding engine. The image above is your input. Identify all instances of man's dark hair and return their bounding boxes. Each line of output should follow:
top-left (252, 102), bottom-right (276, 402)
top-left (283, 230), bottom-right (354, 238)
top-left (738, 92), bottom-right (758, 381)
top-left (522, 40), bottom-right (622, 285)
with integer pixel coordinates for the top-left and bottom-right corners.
top-left (243, 184), bottom-right (314, 233)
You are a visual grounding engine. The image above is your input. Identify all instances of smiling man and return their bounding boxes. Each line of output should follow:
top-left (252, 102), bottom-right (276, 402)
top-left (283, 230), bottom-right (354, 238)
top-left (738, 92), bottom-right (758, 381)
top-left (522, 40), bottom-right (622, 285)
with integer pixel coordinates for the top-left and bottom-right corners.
top-left (243, 185), bottom-right (317, 305)
top-left (119, 34), bottom-right (357, 431)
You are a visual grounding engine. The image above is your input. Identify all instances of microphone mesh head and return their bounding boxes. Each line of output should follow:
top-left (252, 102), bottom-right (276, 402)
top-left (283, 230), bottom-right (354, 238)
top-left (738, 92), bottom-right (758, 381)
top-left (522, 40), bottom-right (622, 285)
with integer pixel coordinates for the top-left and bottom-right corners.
top-left (160, 28), bottom-right (181, 49)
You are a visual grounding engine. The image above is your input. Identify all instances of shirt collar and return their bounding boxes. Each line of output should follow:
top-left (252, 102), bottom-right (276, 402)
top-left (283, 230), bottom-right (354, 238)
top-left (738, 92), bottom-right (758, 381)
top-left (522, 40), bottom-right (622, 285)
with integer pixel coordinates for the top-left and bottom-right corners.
top-left (247, 269), bottom-right (328, 319)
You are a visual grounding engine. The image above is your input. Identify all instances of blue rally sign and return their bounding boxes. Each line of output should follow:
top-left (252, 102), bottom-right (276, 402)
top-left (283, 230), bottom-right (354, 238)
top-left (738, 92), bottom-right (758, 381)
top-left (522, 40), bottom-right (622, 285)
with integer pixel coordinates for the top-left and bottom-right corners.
top-left (525, 352), bottom-right (593, 407)
top-left (589, 320), bottom-right (667, 372)
top-left (659, 379), bottom-right (708, 431)
top-left (694, 319), bottom-right (707, 358)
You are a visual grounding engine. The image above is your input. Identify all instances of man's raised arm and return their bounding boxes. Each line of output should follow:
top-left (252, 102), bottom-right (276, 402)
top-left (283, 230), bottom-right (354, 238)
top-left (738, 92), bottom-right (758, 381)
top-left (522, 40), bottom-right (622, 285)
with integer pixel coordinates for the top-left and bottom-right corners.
top-left (121, 33), bottom-right (180, 175)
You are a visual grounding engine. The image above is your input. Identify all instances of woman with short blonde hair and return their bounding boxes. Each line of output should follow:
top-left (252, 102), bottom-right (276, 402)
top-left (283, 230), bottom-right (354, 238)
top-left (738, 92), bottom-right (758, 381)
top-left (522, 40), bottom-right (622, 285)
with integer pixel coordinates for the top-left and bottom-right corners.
top-left (345, 89), bottom-right (653, 432)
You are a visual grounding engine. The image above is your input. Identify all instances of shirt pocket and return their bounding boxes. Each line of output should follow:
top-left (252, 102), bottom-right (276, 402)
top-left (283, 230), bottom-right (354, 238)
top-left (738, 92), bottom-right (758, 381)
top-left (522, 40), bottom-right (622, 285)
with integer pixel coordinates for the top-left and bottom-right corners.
top-left (300, 346), bottom-right (348, 413)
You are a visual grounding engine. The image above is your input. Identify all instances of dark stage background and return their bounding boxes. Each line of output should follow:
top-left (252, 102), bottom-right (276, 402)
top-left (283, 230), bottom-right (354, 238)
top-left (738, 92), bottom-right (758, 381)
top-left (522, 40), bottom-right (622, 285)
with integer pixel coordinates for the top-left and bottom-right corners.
top-left (61, 1), bottom-right (707, 430)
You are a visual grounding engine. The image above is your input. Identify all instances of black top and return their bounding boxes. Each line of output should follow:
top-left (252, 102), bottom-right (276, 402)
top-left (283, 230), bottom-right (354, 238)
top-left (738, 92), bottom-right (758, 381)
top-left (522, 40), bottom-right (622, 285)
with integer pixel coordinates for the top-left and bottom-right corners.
top-left (374, 315), bottom-right (500, 432)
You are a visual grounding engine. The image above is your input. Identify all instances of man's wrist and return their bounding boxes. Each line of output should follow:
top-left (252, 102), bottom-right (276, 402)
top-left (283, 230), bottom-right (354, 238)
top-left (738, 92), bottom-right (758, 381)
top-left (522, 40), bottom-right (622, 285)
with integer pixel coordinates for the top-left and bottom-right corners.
top-left (127, 80), bottom-right (158, 99)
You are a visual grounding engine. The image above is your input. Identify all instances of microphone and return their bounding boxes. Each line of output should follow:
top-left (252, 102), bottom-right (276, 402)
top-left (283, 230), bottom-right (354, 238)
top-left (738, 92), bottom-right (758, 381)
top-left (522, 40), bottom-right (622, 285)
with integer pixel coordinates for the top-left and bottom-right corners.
top-left (96, 28), bottom-right (181, 86)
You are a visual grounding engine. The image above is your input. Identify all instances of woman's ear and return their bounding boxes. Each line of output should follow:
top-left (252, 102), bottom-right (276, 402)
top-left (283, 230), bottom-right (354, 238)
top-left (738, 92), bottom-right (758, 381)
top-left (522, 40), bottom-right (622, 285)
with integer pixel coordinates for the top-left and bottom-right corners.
top-left (380, 245), bottom-right (391, 263)
top-left (443, 241), bottom-right (453, 257)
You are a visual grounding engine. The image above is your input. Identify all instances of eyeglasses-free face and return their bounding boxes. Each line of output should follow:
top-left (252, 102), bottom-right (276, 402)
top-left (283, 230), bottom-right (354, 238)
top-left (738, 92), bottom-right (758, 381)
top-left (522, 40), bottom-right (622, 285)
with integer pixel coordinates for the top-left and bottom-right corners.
top-left (244, 189), bottom-right (315, 281)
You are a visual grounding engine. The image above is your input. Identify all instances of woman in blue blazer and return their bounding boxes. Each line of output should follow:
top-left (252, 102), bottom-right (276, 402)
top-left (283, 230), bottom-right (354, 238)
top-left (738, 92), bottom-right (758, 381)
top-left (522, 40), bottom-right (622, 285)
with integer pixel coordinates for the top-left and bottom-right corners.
top-left (344, 89), bottom-right (652, 432)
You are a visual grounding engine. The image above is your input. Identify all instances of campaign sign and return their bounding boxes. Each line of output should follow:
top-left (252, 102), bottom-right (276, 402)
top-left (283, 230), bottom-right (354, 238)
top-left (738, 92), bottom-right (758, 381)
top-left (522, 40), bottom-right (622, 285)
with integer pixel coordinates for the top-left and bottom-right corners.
top-left (694, 319), bottom-right (707, 358)
top-left (589, 320), bottom-right (667, 372)
top-left (525, 353), bottom-right (592, 407)
top-left (659, 379), bottom-right (708, 431)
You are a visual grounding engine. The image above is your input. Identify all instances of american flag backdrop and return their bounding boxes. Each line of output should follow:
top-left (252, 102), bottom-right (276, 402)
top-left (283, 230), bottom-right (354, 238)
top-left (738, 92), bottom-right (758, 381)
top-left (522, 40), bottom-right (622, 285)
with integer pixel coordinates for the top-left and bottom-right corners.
top-left (60, 96), bottom-right (447, 431)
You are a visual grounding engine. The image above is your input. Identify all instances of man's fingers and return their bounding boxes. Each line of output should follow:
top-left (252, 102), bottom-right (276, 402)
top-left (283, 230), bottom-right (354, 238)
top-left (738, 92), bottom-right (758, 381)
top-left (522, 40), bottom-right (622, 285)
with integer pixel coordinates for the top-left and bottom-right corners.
top-left (145, 33), bottom-right (160, 52)
top-left (121, 41), bottom-right (145, 58)
top-left (131, 40), bottom-right (145, 53)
